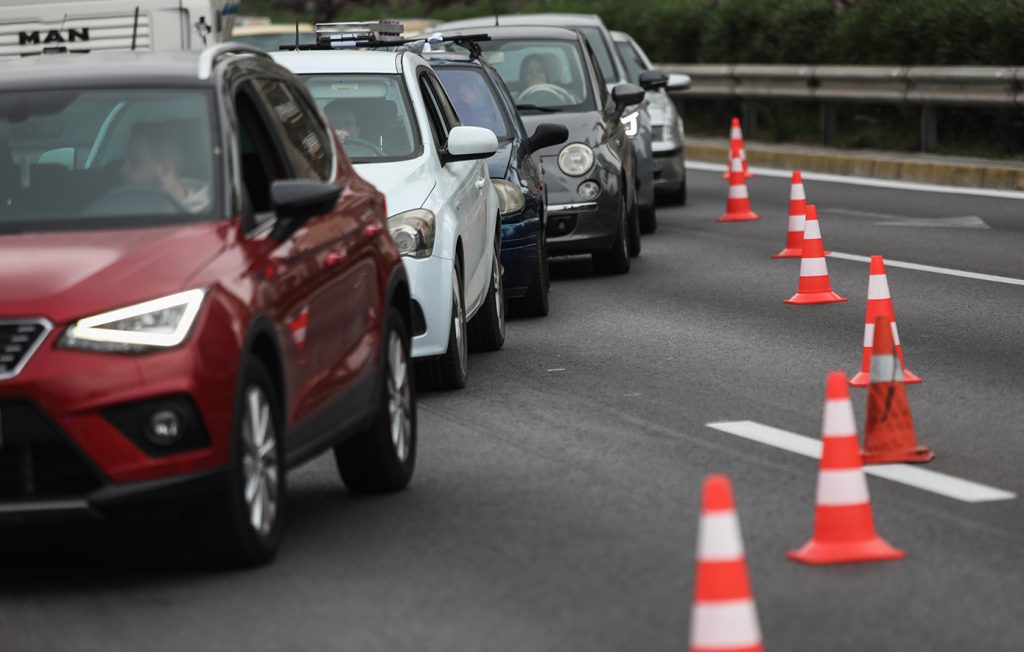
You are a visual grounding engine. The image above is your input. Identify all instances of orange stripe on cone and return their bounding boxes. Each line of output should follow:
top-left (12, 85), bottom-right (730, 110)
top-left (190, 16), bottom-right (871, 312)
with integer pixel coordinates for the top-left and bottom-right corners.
top-left (784, 205), bottom-right (846, 304)
top-left (721, 117), bottom-right (754, 179)
top-left (850, 255), bottom-right (922, 386)
top-left (718, 153), bottom-right (759, 222)
top-left (771, 170), bottom-right (806, 258)
top-left (690, 475), bottom-right (764, 652)
top-left (862, 314), bottom-right (934, 464)
top-left (788, 372), bottom-right (905, 565)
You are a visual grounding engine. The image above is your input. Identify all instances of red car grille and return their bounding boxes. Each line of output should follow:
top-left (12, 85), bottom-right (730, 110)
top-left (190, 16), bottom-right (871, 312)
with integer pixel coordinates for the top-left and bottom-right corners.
top-left (0, 320), bottom-right (49, 380)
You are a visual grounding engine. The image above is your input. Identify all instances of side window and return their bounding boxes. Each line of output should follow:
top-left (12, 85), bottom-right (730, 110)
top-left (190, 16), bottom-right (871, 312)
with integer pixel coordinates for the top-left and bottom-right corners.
top-left (251, 78), bottom-right (331, 181)
top-left (585, 41), bottom-right (610, 108)
top-left (234, 83), bottom-right (289, 215)
top-left (426, 74), bottom-right (462, 131)
top-left (418, 72), bottom-right (450, 149)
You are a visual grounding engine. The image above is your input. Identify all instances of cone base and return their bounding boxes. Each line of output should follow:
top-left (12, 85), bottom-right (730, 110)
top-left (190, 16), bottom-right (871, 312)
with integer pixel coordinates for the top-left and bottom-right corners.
top-left (850, 367), bottom-right (922, 387)
top-left (863, 446), bottom-right (935, 464)
top-left (719, 212), bottom-right (760, 222)
top-left (784, 291), bottom-right (848, 305)
top-left (771, 247), bottom-right (802, 258)
top-left (787, 536), bottom-right (905, 565)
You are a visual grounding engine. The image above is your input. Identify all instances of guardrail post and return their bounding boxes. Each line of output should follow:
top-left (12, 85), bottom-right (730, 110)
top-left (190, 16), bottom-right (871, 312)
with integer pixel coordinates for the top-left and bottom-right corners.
top-left (742, 103), bottom-right (757, 139)
top-left (920, 105), bottom-right (938, 152)
top-left (820, 103), bottom-right (837, 146)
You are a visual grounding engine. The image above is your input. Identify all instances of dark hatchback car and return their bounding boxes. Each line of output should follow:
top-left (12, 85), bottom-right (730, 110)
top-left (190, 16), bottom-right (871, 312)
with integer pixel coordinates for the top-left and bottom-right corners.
top-left (443, 26), bottom-right (645, 275)
top-left (0, 45), bottom-right (415, 565)
top-left (427, 50), bottom-right (568, 316)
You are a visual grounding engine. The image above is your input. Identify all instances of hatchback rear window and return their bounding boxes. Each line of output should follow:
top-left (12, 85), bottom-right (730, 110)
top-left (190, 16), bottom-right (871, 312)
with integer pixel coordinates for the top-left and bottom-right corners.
top-left (0, 89), bottom-right (219, 232)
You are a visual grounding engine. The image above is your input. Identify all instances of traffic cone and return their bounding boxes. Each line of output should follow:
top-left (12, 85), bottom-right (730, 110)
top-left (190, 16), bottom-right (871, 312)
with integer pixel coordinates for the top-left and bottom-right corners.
top-left (862, 314), bottom-right (934, 464)
top-left (722, 117), bottom-right (754, 179)
top-left (690, 474), bottom-right (764, 652)
top-left (784, 205), bottom-right (846, 304)
top-left (771, 171), bottom-right (807, 258)
top-left (718, 154), bottom-right (759, 222)
top-left (788, 371), bottom-right (905, 565)
top-left (850, 256), bottom-right (922, 386)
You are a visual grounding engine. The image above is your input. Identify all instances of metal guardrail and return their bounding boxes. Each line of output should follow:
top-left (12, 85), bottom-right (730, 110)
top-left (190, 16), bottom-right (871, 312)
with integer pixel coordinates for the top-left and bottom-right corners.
top-left (657, 64), bottom-right (1024, 151)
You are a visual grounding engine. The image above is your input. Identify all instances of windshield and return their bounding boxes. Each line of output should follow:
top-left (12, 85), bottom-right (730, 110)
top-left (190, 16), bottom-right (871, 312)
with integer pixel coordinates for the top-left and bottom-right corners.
top-left (616, 40), bottom-right (650, 85)
top-left (434, 67), bottom-right (511, 140)
top-left (0, 89), bottom-right (218, 233)
top-left (478, 39), bottom-right (595, 112)
top-left (233, 32), bottom-right (316, 52)
top-left (301, 74), bottom-right (421, 163)
top-left (578, 26), bottom-right (618, 83)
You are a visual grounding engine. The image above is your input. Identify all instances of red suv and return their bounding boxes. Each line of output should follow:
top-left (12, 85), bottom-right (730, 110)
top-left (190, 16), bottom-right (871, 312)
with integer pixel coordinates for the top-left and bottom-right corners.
top-left (0, 45), bottom-right (416, 565)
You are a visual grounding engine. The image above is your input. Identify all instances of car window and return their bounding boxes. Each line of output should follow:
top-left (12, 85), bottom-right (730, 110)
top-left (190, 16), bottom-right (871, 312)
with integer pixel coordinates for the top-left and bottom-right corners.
top-left (578, 26), bottom-right (618, 83)
top-left (478, 39), bottom-right (595, 112)
top-left (234, 83), bottom-right (290, 216)
top-left (418, 73), bottom-right (451, 150)
top-left (251, 78), bottom-right (331, 181)
top-left (0, 88), bottom-right (219, 232)
top-left (435, 67), bottom-right (511, 140)
top-left (303, 73), bottom-right (422, 163)
top-left (616, 40), bottom-right (649, 85)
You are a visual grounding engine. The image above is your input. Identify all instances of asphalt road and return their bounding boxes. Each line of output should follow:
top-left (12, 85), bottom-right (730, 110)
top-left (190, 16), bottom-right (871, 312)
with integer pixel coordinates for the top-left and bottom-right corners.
top-left (3, 167), bottom-right (1023, 651)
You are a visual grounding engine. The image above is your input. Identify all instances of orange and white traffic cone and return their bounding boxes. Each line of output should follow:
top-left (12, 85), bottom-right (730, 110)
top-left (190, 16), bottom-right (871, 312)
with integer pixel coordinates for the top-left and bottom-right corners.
top-left (690, 474), bottom-right (764, 652)
top-left (722, 117), bottom-right (754, 179)
top-left (862, 314), bottom-right (934, 464)
top-left (718, 154), bottom-right (759, 222)
top-left (788, 371), bottom-right (905, 565)
top-left (850, 255), bottom-right (921, 386)
top-left (771, 170), bottom-right (807, 258)
top-left (784, 205), bottom-right (846, 304)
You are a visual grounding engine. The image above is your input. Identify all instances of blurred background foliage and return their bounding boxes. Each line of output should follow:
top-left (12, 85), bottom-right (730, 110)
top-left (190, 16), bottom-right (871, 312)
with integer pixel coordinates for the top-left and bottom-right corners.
top-left (245, 0), bottom-right (1024, 157)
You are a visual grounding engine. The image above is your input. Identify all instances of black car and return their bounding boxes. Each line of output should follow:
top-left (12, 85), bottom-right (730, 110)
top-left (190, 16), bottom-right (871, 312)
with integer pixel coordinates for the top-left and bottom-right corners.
top-left (426, 49), bottom-right (568, 315)
top-left (443, 26), bottom-right (645, 275)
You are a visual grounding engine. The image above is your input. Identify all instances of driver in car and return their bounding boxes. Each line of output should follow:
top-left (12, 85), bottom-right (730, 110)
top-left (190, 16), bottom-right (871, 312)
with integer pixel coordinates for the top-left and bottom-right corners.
top-left (324, 103), bottom-right (360, 143)
top-left (121, 122), bottom-right (210, 213)
top-left (520, 54), bottom-right (551, 90)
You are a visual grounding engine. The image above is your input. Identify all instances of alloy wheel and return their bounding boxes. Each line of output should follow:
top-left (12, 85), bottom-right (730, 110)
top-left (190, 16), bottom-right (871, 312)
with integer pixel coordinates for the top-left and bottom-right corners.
top-left (241, 385), bottom-right (279, 537)
top-left (387, 330), bottom-right (413, 462)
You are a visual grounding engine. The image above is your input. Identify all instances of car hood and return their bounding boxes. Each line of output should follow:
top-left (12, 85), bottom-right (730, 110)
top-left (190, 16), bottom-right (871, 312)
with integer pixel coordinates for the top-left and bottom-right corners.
top-left (520, 112), bottom-right (604, 159)
top-left (354, 159), bottom-right (437, 215)
top-left (0, 222), bottom-right (231, 324)
top-left (487, 141), bottom-right (515, 180)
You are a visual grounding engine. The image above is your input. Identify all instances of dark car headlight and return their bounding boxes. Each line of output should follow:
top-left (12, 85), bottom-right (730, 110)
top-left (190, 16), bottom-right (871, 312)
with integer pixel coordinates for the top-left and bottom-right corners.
top-left (59, 289), bottom-right (207, 353)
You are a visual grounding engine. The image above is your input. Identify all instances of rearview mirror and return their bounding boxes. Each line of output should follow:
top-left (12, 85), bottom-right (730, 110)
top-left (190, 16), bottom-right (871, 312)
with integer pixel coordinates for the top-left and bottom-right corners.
top-left (667, 73), bottom-right (692, 91)
top-left (441, 126), bottom-right (499, 163)
top-left (610, 83), bottom-right (645, 118)
top-left (527, 123), bottom-right (569, 155)
top-left (269, 179), bottom-right (341, 241)
top-left (639, 70), bottom-right (669, 91)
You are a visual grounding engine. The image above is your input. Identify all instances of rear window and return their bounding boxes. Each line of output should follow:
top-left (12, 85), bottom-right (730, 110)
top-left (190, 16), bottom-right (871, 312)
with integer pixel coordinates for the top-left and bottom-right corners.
top-left (435, 67), bottom-right (511, 140)
top-left (0, 88), bottom-right (220, 232)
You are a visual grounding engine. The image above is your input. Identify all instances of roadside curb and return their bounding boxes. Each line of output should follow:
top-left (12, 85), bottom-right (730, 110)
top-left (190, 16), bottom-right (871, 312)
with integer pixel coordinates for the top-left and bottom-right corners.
top-left (686, 139), bottom-right (1024, 191)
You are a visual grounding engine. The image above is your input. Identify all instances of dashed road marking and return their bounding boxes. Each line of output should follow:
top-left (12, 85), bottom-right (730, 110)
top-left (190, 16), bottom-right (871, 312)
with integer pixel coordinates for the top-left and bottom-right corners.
top-left (825, 208), bottom-right (989, 229)
top-left (706, 420), bottom-right (1016, 503)
top-left (546, 368), bottom-right (566, 372)
top-left (827, 251), bottom-right (1024, 287)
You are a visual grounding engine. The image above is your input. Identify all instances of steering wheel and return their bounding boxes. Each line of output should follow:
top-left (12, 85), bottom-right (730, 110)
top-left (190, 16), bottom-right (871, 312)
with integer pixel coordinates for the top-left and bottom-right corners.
top-left (342, 136), bottom-right (386, 158)
top-left (83, 184), bottom-right (188, 216)
top-left (516, 84), bottom-right (578, 106)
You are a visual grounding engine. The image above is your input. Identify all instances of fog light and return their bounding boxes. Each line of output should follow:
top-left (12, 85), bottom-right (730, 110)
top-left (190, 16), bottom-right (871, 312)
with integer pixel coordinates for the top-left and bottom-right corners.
top-left (146, 410), bottom-right (183, 446)
top-left (578, 180), bottom-right (600, 200)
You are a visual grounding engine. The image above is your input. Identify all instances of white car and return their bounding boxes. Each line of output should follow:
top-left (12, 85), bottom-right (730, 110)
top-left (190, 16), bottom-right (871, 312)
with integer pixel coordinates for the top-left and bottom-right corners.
top-left (273, 47), bottom-right (504, 390)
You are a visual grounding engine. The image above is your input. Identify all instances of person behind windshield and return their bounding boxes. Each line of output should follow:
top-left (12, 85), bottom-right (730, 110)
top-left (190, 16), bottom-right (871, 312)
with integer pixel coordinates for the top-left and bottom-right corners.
top-left (519, 54), bottom-right (551, 90)
top-left (324, 102), bottom-right (360, 143)
top-left (121, 122), bottom-right (209, 213)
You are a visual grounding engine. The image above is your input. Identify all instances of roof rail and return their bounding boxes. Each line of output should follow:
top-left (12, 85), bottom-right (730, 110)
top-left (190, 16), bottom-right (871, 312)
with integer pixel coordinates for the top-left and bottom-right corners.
top-left (198, 43), bottom-right (272, 80)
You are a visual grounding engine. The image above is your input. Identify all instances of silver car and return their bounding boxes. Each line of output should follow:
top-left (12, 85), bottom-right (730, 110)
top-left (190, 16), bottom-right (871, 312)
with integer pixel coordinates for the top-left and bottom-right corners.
top-left (612, 30), bottom-right (691, 206)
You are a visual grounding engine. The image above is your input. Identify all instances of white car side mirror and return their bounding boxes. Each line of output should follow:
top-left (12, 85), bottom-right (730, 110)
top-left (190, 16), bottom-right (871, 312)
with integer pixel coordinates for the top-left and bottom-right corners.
top-left (442, 126), bottom-right (498, 163)
top-left (667, 73), bottom-right (692, 92)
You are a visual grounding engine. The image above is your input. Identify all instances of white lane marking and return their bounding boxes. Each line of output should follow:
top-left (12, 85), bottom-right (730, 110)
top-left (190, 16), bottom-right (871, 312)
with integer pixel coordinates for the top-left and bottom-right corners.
top-left (827, 209), bottom-right (989, 229)
top-left (706, 421), bottom-right (1016, 503)
top-left (827, 252), bottom-right (1024, 287)
top-left (546, 368), bottom-right (566, 372)
top-left (687, 160), bottom-right (1024, 200)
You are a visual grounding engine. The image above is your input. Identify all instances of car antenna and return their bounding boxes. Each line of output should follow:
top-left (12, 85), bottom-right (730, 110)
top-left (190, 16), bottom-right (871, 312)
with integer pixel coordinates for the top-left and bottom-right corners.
top-left (493, 0), bottom-right (500, 26)
top-left (294, 18), bottom-right (300, 50)
top-left (131, 6), bottom-right (140, 51)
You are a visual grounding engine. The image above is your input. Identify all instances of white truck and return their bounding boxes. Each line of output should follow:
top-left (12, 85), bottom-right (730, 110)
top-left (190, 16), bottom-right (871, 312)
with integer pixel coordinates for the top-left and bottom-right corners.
top-left (0, 0), bottom-right (239, 56)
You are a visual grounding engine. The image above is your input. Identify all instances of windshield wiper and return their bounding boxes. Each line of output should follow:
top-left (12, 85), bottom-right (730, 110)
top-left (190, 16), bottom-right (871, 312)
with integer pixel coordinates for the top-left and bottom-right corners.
top-left (515, 104), bottom-right (562, 113)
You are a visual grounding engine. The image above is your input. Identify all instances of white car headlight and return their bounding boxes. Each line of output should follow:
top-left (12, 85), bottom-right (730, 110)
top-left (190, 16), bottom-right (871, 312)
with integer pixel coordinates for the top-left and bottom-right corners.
top-left (60, 289), bottom-right (207, 353)
top-left (388, 209), bottom-right (436, 258)
top-left (558, 143), bottom-right (594, 177)
top-left (492, 179), bottom-right (526, 216)
top-left (621, 110), bottom-right (640, 138)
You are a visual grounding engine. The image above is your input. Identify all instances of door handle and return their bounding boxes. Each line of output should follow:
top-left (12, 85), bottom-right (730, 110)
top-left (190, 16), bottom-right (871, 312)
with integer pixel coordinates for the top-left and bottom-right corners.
top-left (475, 177), bottom-right (487, 190)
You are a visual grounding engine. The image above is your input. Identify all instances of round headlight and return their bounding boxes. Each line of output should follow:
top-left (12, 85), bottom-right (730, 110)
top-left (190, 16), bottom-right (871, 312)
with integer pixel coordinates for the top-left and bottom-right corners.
top-left (578, 180), bottom-right (601, 200)
top-left (558, 143), bottom-right (595, 177)
top-left (492, 179), bottom-right (526, 216)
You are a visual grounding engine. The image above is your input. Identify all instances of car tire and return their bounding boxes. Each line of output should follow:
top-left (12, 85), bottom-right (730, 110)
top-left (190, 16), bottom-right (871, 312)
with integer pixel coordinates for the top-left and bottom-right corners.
top-left (335, 307), bottom-right (416, 494)
top-left (591, 196), bottom-right (631, 275)
top-left (514, 233), bottom-right (550, 317)
top-left (639, 204), bottom-right (658, 234)
top-left (208, 354), bottom-right (286, 567)
top-left (628, 196), bottom-right (642, 258)
top-left (468, 240), bottom-right (506, 352)
top-left (416, 260), bottom-right (468, 390)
